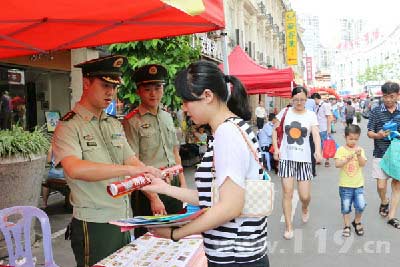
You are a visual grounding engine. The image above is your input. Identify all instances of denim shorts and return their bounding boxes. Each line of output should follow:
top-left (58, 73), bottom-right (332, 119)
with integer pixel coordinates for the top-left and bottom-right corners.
top-left (339, 186), bottom-right (366, 214)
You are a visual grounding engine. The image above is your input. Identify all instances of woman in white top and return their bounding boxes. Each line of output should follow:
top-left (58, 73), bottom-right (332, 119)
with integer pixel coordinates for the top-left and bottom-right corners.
top-left (272, 86), bottom-right (322, 240)
top-left (143, 61), bottom-right (268, 266)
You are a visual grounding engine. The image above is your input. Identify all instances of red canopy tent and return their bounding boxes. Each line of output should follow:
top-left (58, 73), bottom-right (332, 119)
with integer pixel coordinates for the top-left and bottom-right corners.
top-left (0, 0), bottom-right (224, 59)
top-left (219, 46), bottom-right (294, 98)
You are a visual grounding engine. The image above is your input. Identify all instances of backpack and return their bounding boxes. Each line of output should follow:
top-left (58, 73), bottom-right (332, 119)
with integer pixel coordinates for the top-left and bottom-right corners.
top-left (345, 106), bottom-right (355, 120)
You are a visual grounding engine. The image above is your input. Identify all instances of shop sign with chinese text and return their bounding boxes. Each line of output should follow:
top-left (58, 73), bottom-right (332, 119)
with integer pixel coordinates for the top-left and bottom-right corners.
top-left (285, 11), bottom-right (297, 65)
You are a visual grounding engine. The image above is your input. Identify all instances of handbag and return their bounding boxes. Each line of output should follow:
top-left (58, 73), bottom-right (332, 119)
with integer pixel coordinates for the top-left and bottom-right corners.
top-left (211, 121), bottom-right (275, 217)
top-left (270, 107), bottom-right (289, 153)
top-left (380, 139), bottom-right (400, 181)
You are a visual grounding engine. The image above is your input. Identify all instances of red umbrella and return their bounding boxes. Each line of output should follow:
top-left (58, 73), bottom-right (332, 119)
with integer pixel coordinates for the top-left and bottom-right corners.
top-left (0, 0), bottom-right (224, 59)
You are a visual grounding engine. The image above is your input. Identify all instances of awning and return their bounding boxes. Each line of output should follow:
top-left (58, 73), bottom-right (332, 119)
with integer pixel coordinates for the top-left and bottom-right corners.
top-left (219, 46), bottom-right (294, 97)
top-left (0, 0), bottom-right (224, 59)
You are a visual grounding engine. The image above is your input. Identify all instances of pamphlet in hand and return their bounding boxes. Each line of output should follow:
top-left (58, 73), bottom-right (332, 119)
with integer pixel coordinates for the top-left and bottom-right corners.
top-left (109, 206), bottom-right (207, 232)
top-left (107, 165), bottom-right (183, 198)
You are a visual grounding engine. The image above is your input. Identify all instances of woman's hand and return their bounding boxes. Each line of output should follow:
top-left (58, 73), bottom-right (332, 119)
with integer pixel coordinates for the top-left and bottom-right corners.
top-left (273, 150), bottom-right (280, 161)
top-left (148, 227), bottom-right (173, 239)
top-left (314, 151), bottom-right (323, 163)
top-left (141, 177), bottom-right (169, 195)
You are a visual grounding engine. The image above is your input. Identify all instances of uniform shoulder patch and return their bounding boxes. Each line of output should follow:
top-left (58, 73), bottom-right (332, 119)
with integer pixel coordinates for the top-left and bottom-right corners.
top-left (124, 108), bottom-right (139, 120)
top-left (60, 111), bottom-right (76, 121)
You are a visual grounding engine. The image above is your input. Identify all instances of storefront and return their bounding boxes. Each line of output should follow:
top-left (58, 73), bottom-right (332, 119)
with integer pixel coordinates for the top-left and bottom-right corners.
top-left (0, 51), bottom-right (71, 132)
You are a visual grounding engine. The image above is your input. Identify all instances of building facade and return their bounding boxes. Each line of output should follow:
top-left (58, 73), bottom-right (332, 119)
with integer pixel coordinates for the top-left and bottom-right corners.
top-left (332, 24), bottom-right (400, 94)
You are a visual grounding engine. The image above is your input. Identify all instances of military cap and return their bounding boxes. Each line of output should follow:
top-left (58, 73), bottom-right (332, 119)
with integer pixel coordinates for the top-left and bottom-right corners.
top-left (74, 55), bottom-right (127, 85)
top-left (132, 64), bottom-right (167, 86)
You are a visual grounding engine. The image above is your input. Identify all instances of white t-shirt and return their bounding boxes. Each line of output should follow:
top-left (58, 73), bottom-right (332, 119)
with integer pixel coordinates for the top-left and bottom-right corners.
top-left (277, 108), bottom-right (318, 163)
top-left (255, 106), bottom-right (266, 118)
top-left (213, 122), bottom-right (260, 188)
top-left (315, 102), bottom-right (332, 132)
top-left (353, 102), bottom-right (361, 112)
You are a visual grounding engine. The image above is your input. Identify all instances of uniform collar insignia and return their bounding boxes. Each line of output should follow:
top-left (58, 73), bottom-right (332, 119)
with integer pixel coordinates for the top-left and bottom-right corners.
top-left (111, 133), bottom-right (123, 139)
top-left (86, 141), bottom-right (97, 146)
top-left (83, 134), bottom-right (94, 140)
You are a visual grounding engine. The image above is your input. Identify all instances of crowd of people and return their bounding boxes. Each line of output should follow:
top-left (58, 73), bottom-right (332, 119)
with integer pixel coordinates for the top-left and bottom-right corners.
top-left (255, 82), bottom-right (400, 240)
top-left (38, 53), bottom-right (399, 266)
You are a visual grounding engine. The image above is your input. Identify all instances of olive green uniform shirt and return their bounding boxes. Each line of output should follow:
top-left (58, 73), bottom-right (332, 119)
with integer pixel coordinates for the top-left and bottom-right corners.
top-left (52, 103), bottom-right (134, 223)
top-left (122, 105), bottom-right (179, 168)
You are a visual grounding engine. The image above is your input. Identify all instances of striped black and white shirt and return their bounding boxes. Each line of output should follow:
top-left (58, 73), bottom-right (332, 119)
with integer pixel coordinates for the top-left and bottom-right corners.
top-left (367, 104), bottom-right (400, 158)
top-left (195, 117), bottom-right (268, 264)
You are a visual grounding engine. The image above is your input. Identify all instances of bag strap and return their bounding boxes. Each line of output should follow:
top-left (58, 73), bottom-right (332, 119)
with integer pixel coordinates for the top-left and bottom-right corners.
top-left (280, 107), bottom-right (289, 129)
top-left (212, 119), bottom-right (268, 182)
top-left (227, 120), bottom-right (265, 171)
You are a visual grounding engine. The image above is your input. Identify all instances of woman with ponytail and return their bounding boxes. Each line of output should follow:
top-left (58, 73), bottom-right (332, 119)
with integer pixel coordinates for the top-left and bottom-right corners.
top-left (143, 60), bottom-right (269, 266)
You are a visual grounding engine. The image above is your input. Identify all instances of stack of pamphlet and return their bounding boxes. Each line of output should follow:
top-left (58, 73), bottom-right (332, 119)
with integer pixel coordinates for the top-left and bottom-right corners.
top-left (109, 205), bottom-right (207, 232)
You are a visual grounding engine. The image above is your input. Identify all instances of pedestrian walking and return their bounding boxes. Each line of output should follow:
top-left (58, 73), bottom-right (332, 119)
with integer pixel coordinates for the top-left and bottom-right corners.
top-left (52, 55), bottom-right (161, 267)
top-left (344, 100), bottom-right (355, 127)
top-left (122, 64), bottom-right (186, 238)
top-left (258, 113), bottom-right (276, 171)
top-left (311, 93), bottom-right (333, 167)
top-left (334, 125), bottom-right (367, 237)
top-left (367, 81), bottom-right (400, 229)
top-left (273, 86), bottom-right (322, 239)
top-left (142, 60), bottom-right (269, 266)
top-left (255, 100), bottom-right (266, 129)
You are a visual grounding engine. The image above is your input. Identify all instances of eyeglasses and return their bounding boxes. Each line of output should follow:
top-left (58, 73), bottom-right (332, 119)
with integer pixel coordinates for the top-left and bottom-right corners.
top-left (292, 99), bottom-right (306, 103)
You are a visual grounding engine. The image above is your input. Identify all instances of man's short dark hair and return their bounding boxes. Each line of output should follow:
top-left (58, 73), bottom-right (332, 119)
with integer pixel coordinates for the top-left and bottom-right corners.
top-left (268, 113), bottom-right (276, 121)
top-left (381, 82), bottom-right (399, 95)
top-left (311, 93), bottom-right (321, 99)
top-left (345, 124), bottom-right (361, 136)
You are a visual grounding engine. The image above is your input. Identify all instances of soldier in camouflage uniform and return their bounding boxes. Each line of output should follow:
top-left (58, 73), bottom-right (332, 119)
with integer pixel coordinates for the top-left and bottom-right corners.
top-left (122, 64), bottom-right (186, 238)
top-left (52, 55), bottom-right (161, 267)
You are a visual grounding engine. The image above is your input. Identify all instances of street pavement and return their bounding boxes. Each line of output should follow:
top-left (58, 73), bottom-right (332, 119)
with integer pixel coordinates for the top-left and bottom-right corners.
top-left (29, 119), bottom-right (399, 267)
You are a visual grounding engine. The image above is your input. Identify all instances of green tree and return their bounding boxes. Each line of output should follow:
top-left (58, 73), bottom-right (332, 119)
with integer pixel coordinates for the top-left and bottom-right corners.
top-left (357, 63), bottom-right (394, 85)
top-left (109, 36), bottom-right (201, 111)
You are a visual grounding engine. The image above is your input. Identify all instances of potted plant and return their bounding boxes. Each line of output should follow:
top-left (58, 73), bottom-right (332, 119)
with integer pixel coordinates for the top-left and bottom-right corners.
top-left (0, 126), bottom-right (50, 257)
